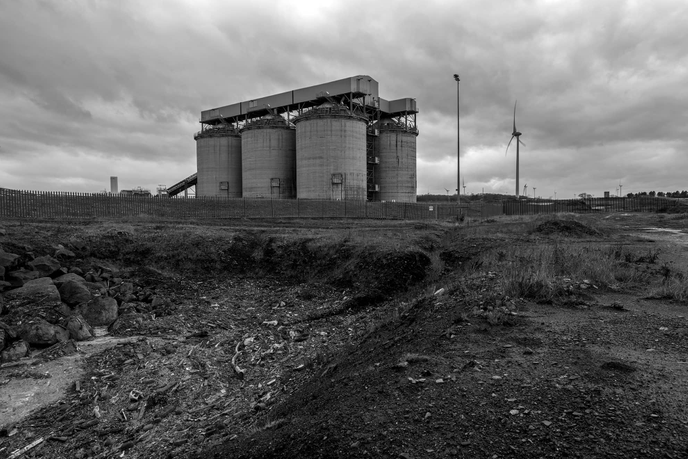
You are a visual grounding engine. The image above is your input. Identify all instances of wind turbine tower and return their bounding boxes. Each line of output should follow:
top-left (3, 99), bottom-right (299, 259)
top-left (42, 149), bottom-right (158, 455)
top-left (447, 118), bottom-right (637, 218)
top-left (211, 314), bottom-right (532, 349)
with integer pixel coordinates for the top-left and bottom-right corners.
top-left (506, 101), bottom-right (525, 197)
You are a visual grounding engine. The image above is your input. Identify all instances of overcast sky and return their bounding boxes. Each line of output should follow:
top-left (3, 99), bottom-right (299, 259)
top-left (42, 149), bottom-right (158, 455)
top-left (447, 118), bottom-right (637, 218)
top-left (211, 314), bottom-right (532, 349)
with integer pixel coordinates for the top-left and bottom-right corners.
top-left (1, 0), bottom-right (686, 199)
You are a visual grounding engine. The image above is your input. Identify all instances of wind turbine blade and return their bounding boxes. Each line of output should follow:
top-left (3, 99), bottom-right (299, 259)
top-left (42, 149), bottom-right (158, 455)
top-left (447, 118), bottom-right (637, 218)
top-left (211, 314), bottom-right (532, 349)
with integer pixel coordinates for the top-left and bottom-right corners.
top-left (513, 100), bottom-right (518, 133)
top-left (519, 139), bottom-right (526, 147)
top-left (505, 135), bottom-right (515, 155)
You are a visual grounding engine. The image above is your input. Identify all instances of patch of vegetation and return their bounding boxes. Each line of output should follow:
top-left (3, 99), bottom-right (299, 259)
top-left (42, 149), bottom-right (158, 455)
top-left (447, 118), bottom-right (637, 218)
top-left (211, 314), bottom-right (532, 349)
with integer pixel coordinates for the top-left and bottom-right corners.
top-left (534, 218), bottom-right (601, 237)
top-left (647, 278), bottom-right (688, 303)
top-left (477, 243), bottom-right (654, 302)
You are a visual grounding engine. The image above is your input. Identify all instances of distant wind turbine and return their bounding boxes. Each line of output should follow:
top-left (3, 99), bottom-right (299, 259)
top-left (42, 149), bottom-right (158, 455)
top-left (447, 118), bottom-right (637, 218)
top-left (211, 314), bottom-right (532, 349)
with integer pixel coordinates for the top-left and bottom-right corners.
top-left (505, 101), bottom-right (525, 197)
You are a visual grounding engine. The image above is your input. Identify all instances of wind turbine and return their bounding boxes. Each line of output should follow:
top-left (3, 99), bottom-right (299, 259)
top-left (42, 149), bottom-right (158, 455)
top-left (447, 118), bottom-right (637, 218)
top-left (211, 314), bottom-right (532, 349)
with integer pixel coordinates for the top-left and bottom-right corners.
top-left (619, 183), bottom-right (623, 197)
top-left (462, 178), bottom-right (466, 195)
top-left (505, 101), bottom-right (525, 197)
top-left (444, 188), bottom-right (450, 202)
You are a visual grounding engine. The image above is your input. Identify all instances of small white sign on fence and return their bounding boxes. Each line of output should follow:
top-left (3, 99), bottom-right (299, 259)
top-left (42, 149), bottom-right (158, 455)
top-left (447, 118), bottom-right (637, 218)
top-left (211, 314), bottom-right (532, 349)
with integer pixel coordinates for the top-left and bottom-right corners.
top-left (429, 206), bottom-right (434, 212)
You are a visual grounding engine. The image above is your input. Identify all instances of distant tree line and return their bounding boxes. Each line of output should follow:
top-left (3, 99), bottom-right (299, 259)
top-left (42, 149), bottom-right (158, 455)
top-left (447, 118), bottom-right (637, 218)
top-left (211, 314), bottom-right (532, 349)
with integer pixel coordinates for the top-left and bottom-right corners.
top-left (626, 191), bottom-right (688, 198)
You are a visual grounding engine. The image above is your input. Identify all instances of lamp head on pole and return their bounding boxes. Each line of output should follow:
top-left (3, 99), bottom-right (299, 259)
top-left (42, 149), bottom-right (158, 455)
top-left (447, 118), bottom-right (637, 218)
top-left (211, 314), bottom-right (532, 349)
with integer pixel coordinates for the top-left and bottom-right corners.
top-left (453, 74), bottom-right (460, 82)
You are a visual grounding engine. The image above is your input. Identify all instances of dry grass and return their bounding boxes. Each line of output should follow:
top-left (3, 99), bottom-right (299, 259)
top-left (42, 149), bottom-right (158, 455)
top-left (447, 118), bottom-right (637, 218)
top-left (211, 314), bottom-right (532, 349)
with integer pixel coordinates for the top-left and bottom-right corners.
top-left (475, 243), bottom-right (653, 302)
top-left (647, 278), bottom-right (688, 303)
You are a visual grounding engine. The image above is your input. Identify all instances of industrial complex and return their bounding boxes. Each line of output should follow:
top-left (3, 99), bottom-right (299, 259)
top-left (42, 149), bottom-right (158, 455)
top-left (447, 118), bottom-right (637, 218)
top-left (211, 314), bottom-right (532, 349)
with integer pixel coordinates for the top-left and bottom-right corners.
top-left (186, 75), bottom-right (418, 202)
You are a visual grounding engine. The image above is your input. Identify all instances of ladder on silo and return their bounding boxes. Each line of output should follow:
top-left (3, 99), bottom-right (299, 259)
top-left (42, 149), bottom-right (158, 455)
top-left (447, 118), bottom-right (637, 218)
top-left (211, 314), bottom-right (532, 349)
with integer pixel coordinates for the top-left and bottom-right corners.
top-left (366, 129), bottom-right (379, 201)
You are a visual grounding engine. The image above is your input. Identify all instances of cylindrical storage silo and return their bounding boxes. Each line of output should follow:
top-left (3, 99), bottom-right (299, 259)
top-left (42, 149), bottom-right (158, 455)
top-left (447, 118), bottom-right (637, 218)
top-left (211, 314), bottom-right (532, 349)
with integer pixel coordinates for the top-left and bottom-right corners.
top-left (240, 115), bottom-right (296, 199)
top-left (294, 103), bottom-right (368, 201)
top-left (375, 119), bottom-right (418, 202)
top-left (194, 126), bottom-right (242, 198)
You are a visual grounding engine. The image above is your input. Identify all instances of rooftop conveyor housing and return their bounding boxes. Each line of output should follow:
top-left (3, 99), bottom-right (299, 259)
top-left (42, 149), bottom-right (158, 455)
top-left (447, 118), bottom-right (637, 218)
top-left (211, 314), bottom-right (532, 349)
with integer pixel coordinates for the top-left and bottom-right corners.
top-left (199, 75), bottom-right (418, 127)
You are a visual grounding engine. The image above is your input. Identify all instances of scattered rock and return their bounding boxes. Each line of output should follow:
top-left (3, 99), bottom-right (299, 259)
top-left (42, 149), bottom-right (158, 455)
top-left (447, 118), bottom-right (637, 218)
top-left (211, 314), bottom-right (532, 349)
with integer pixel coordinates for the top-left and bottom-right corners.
top-left (28, 256), bottom-right (62, 278)
top-left (68, 266), bottom-right (84, 276)
top-left (54, 247), bottom-right (76, 259)
top-left (78, 297), bottom-right (118, 326)
top-left (58, 280), bottom-right (93, 306)
top-left (65, 314), bottom-right (95, 341)
top-left (0, 250), bottom-right (20, 269)
top-left (19, 318), bottom-right (70, 346)
top-left (3, 277), bottom-right (62, 310)
top-left (1, 339), bottom-right (29, 362)
top-left (53, 273), bottom-right (87, 288)
top-left (6, 268), bottom-right (40, 287)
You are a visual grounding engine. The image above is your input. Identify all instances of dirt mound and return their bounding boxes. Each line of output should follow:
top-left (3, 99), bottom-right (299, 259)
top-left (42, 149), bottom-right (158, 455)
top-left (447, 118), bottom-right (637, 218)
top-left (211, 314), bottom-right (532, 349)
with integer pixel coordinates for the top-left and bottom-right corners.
top-left (535, 219), bottom-right (600, 237)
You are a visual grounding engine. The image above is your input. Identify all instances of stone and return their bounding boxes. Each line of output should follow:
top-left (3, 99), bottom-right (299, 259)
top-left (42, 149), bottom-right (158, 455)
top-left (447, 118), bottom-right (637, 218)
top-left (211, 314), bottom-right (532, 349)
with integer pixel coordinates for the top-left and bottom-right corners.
top-left (93, 261), bottom-right (119, 277)
top-left (54, 247), bottom-right (76, 259)
top-left (0, 328), bottom-right (6, 353)
top-left (19, 318), bottom-right (69, 346)
top-left (52, 267), bottom-right (69, 278)
top-left (28, 255), bottom-right (62, 277)
top-left (0, 321), bottom-right (17, 340)
top-left (69, 267), bottom-right (84, 276)
top-left (1, 340), bottom-right (29, 362)
top-left (59, 280), bottom-right (93, 306)
top-left (7, 268), bottom-right (40, 287)
top-left (84, 281), bottom-right (107, 295)
top-left (79, 297), bottom-right (118, 326)
top-left (0, 265), bottom-right (5, 279)
top-left (0, 250), bottom-right (20, 268)
top-left (3, 277), bottom-right (62, 310)
top-left (53, 272), bottom-right (87, 288)
top-left (65, 314), bottom-right (94, 341)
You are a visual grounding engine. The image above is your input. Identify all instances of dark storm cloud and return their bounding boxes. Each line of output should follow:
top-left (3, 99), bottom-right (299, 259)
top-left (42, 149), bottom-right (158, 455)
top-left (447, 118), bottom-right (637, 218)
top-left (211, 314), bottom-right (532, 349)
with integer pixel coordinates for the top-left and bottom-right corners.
top-left (0, 0), bottom-right (686, 196)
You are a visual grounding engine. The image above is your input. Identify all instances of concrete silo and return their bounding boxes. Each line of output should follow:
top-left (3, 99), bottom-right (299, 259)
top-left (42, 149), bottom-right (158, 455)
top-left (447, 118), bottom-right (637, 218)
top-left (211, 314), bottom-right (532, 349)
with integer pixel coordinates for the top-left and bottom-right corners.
top-left (240, 115), bottom-right (296, 199)
top-left (194, 125), bottom-right (242, 197)
top-left (375, 119), bottom-right (418, 202)
top-left (293, 103), bottom-right (368, 200)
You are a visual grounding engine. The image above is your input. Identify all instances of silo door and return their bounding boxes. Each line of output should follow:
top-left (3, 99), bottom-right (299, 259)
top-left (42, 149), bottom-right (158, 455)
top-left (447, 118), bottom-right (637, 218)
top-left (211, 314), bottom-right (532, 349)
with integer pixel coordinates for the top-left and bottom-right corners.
top-left (331, 173), bottom-right (343, 200)
top-left (271, 178), bottom-right (280, 198)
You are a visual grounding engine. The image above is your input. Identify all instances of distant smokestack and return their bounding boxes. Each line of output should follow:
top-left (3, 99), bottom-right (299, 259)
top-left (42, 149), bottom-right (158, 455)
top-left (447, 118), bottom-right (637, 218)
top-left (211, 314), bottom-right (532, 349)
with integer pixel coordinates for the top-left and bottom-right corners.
top-left (110, 176), bottom-right (118, 194)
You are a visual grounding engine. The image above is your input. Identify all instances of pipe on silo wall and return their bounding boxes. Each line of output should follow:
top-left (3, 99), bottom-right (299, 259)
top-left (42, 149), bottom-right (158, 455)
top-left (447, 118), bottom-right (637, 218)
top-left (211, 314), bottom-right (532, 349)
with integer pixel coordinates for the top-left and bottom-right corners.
top-left (195, 129), bottom-right (242, 197)
top-left (294, 104), bottom-right (368, 201)
top-left (241, 117), bottom-right (296, 199)
top-left (376, 126), bottom-right (418, 202)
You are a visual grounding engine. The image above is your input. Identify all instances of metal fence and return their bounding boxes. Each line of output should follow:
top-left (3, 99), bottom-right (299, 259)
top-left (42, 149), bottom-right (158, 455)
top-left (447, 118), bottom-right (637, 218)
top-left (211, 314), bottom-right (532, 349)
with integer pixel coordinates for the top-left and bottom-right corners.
top-left (502, 197), bottom-right (681, 215)
top-left (0, 189), bottom-right (682, 221)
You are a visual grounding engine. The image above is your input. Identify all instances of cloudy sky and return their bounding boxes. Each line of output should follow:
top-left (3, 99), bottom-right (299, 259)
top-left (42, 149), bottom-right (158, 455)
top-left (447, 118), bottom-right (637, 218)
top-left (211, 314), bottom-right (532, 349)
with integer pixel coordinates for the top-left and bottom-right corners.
top-left (1, 0), bottom-right (686, 199)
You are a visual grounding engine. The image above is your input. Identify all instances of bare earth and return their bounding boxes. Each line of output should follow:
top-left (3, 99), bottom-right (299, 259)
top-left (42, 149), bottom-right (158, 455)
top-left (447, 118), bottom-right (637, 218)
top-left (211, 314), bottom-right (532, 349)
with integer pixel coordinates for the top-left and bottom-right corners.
top-left (0, 212), bottom-right (687, 458)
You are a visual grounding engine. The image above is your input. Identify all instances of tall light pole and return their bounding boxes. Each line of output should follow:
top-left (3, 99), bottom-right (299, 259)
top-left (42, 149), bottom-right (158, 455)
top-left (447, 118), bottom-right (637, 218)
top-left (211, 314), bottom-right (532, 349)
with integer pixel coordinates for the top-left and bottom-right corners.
top-left (454, 74), bottom-right (460, 206)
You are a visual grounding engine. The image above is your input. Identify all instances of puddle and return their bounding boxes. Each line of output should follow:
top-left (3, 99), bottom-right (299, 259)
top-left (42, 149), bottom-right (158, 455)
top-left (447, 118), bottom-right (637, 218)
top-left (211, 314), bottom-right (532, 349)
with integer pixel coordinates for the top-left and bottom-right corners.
top-left (642, 228), bottom-right (687, 244)
top-left (0, 335), bottom-right (140, 429)
top-left (638, 228), bottom-right (688, 247)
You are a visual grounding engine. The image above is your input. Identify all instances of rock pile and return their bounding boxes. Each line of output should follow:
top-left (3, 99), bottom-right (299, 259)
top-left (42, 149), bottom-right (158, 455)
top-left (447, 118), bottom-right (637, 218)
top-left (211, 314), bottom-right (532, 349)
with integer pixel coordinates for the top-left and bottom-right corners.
top-left (0, 245), bottom-right (126, 363)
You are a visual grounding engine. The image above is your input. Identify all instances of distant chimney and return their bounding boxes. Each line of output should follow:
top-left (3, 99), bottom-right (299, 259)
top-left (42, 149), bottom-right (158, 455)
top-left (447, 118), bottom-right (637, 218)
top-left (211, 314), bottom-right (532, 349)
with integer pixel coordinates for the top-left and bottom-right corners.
top-left (110, 176), bottom-right (118, 194)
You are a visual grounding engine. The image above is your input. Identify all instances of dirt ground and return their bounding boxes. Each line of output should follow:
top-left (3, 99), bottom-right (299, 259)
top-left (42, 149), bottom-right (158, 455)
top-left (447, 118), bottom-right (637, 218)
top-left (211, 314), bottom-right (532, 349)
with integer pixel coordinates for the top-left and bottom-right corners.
top-left (0, 213), bottom-right (687, 458)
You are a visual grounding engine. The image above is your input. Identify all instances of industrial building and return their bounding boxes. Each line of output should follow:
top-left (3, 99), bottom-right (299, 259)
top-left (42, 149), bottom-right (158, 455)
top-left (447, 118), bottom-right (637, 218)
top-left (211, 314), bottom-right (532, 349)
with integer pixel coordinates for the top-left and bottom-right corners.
top-left (192, 75), bottom-right (418, 201)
